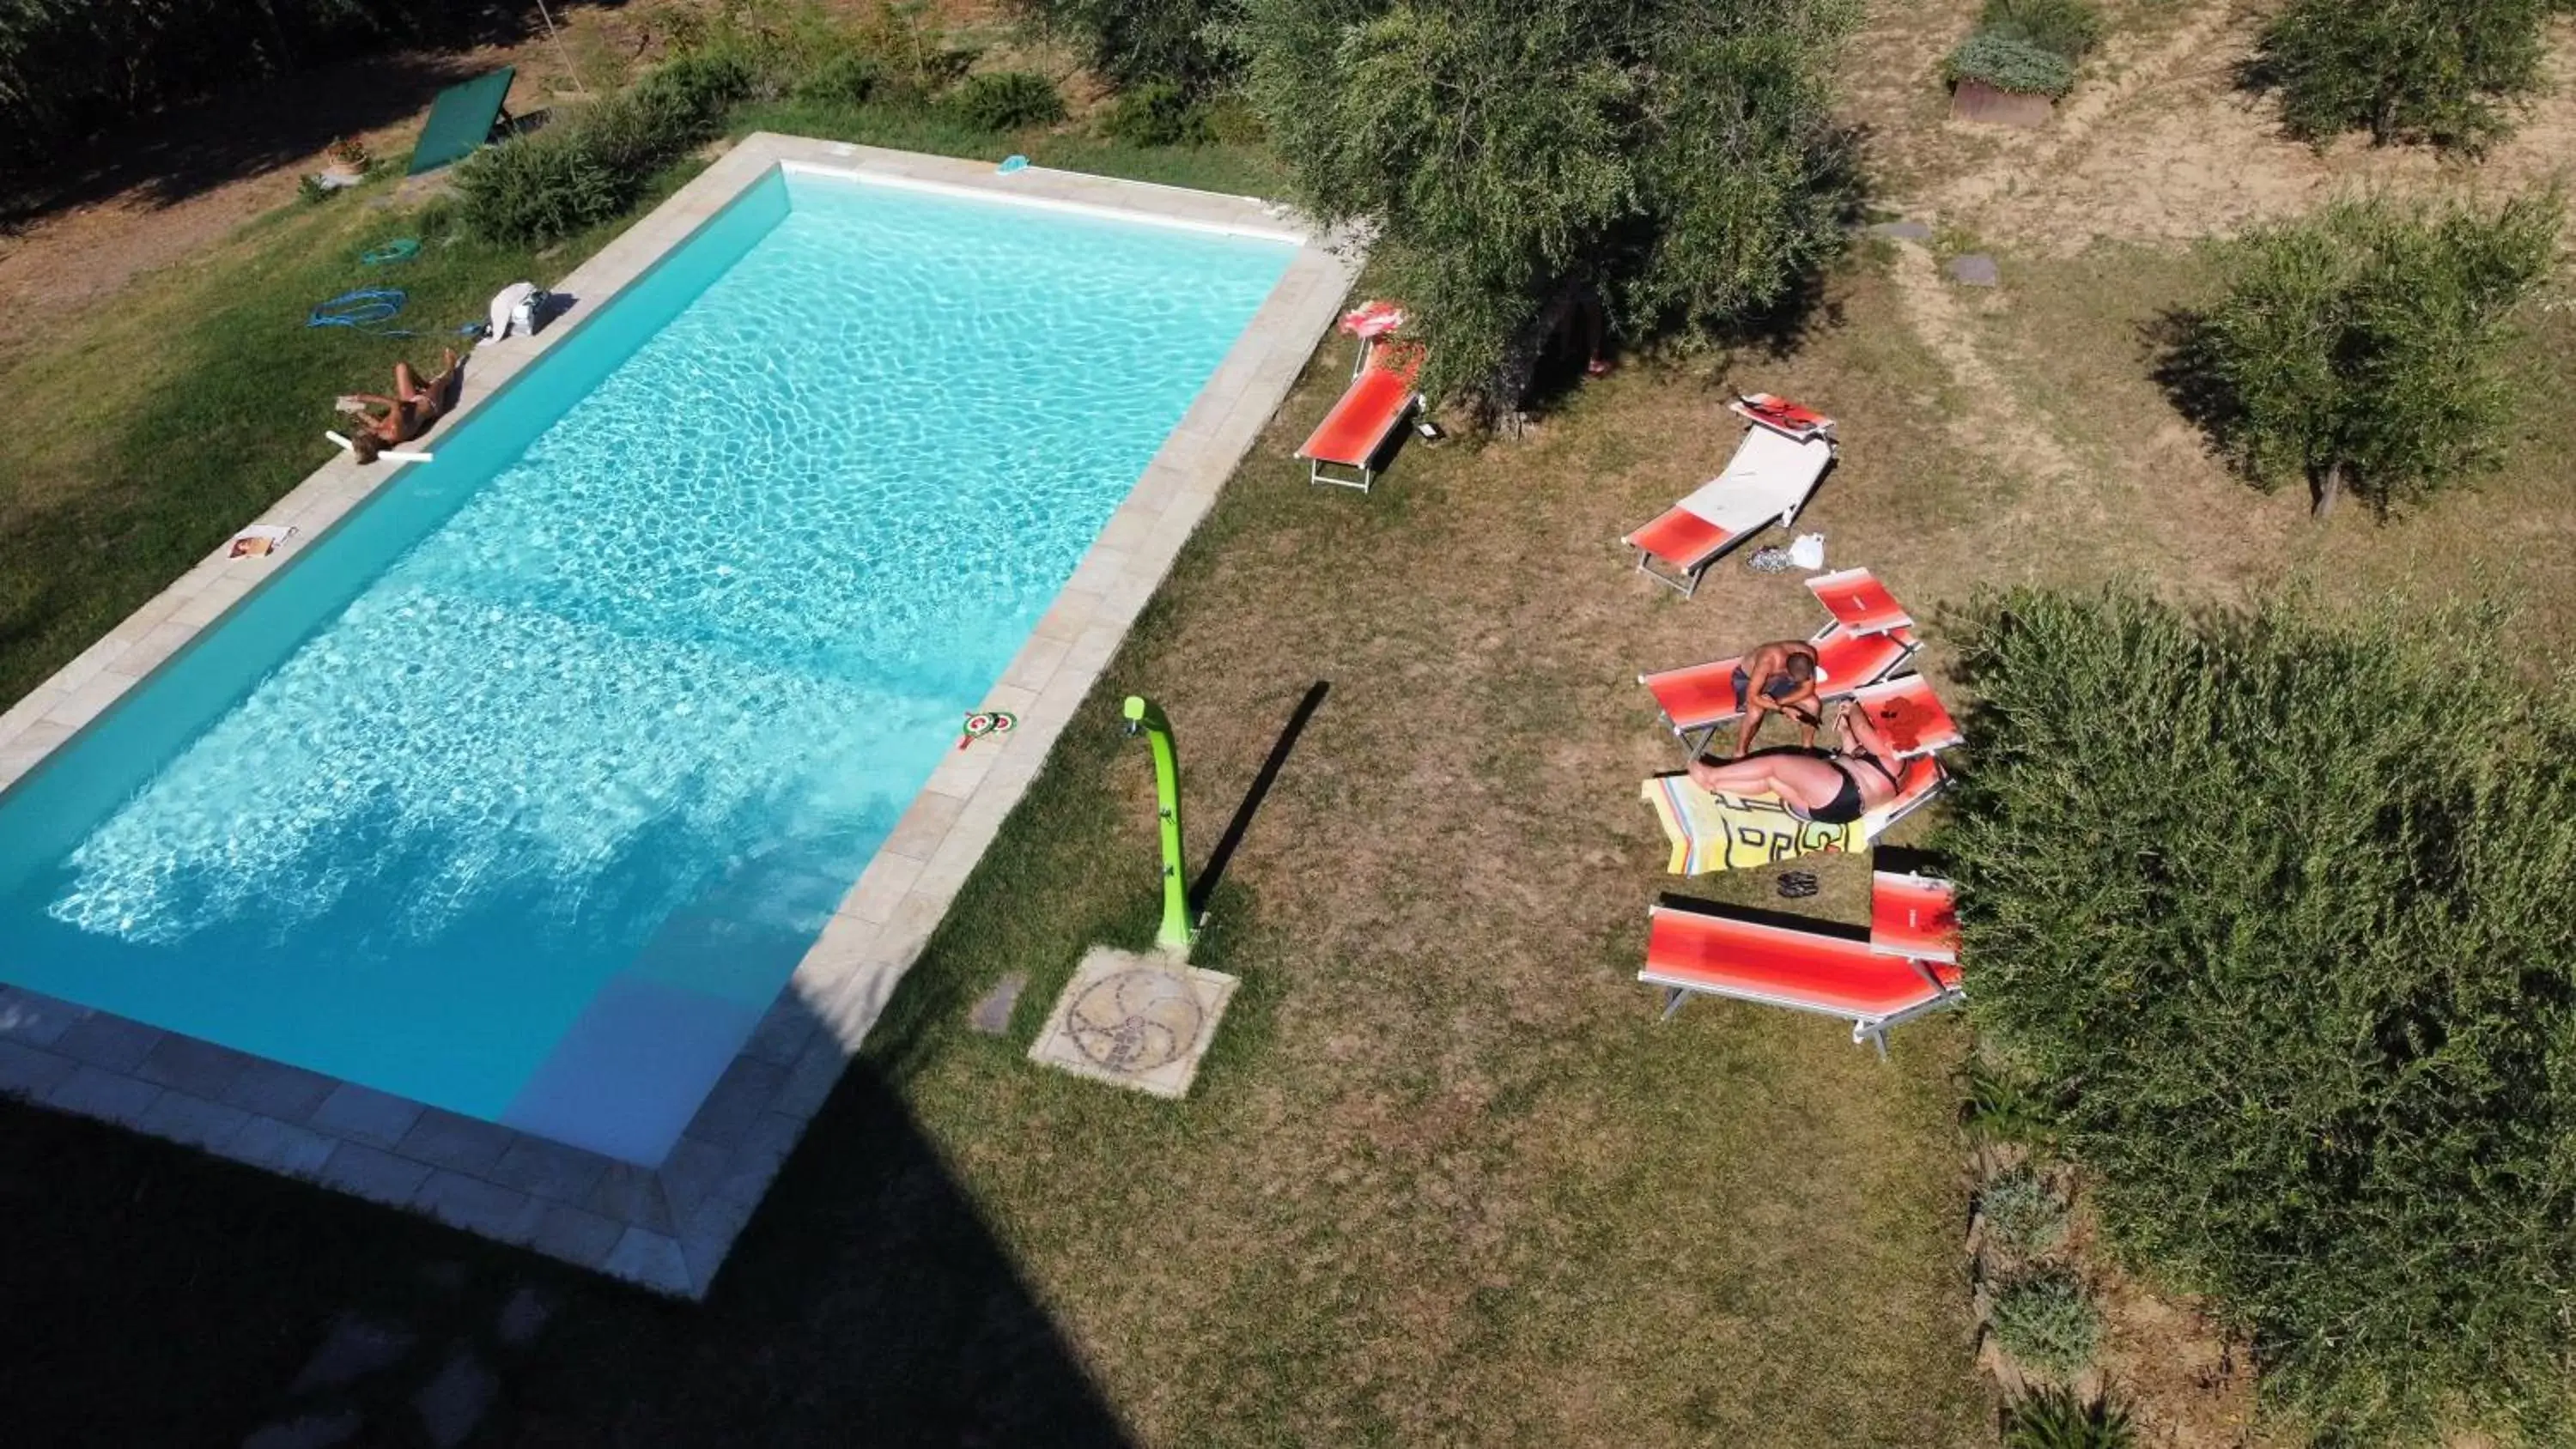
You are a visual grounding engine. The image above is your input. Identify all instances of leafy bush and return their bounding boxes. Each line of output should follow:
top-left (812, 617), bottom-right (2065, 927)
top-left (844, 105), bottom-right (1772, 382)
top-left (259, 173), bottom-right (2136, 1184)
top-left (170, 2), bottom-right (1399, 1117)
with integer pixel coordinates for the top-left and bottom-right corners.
top-left (1012, 0), bottom-right (1243, 92)
top-left (458, 49), bottom-right (753, 247)
top-left (1978, 0), bottom-right (2100, 62)
top-left (796, 50), bottom-right (890, 108)
top-left (1945, 29), bottom-right (2076, 98)
top-left (944, 71), bottom-right (1067, 130)
top-left (1978, 1165), bottom-right (2070, 1262)
top-left (2159, 191), bottom-right (2560, 515)
top-left (1989, 1272), bottom-right (2102, 1379)
top-left (2254, 0), bottom-right (2555, 150)
top-left (1942, 586), bottom-right (2576, 1437)
top-left (1104, 81), bottom-right (1212, 146)
top-left (2004, 1387), bottom-right (2135, 1449)
top-left (630, 48), bottom-right (758, 132)
top-left (1241, 0), bottom-right (1861, 411)
top-left (454, 125), bottom-right (629, 246)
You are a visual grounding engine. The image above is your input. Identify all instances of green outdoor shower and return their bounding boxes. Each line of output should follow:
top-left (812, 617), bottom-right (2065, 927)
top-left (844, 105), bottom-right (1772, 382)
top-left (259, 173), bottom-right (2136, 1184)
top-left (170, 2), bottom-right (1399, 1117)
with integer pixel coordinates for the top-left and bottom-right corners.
top-left (1122, 694), bottom-right (1197, 955)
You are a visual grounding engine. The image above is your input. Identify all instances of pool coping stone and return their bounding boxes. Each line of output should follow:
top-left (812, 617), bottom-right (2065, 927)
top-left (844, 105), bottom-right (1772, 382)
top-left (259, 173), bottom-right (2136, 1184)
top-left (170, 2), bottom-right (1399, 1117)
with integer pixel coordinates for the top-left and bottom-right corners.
top-left (0, 132), bottom-right (1363, 1297)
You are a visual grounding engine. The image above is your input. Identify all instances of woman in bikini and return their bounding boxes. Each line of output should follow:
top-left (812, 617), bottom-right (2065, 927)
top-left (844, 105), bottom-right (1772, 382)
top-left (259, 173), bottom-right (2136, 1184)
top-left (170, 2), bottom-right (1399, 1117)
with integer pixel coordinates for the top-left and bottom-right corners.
top-left (339, 349), bottom-right (463, 463)
top-left (1686, 700), bottom-right (1908, 826)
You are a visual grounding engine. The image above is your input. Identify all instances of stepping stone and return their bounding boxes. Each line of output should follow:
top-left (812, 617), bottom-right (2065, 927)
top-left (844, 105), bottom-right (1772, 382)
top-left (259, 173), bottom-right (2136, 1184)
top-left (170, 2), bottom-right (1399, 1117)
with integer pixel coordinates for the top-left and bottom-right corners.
top-left (495, 1285), bottom-right (552, 1350)
top-left (969, 973), bottom-right (1029, 1036)
top-left (241, 1410), bottom-right (362, 1449)
top-left (289, 1313), bottom-right (416, 1395)
top-left (1028, 948), bottom-right (1238, 1100)
top-left (1947, 253), bottom-right (2002, 287)
top-left (1869, 220), bottom-right (1933, 241)
top-left (414, 1348), bottom-right (499, 1449)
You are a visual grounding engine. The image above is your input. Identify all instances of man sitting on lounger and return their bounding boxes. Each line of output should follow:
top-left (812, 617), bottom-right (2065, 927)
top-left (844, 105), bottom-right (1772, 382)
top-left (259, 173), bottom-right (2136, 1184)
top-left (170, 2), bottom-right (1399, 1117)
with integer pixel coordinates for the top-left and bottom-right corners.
top-left (1728, 639), bottom-right (1824, 757)
top-left (338, 349), bottom-right (463, 463)
top-left (1690, 700), bottom-right (1904, 826)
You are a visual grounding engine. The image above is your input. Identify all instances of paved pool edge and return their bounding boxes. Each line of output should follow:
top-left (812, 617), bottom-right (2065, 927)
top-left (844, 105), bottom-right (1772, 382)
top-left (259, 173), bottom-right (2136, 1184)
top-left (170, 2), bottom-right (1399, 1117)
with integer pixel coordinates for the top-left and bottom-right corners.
top-left (0, 134), bottom-right (1363, 1297)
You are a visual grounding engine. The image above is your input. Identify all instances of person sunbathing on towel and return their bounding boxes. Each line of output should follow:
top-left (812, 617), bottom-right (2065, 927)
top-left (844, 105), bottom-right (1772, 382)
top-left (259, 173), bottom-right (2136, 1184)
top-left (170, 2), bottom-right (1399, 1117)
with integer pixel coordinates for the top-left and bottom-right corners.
top-left (1689, 700), bottom-right (1905, 827)
top-left (338, 349), bottom-right (462, 463)
top-left (1729, 639), bottom-right (1823, 757)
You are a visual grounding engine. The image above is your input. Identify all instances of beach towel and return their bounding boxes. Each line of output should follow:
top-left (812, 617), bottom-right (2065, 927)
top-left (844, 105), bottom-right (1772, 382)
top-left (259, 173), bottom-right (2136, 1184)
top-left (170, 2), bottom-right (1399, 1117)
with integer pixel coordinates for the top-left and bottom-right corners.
top-left (1640, 773), bottom-right (1862, 875)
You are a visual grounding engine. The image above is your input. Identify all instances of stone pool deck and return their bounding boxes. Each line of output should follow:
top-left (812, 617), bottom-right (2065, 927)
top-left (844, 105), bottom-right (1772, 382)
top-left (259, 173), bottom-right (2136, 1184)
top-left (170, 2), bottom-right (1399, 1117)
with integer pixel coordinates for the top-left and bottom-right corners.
top-left (0, 134), bottom-right (1361, 1296)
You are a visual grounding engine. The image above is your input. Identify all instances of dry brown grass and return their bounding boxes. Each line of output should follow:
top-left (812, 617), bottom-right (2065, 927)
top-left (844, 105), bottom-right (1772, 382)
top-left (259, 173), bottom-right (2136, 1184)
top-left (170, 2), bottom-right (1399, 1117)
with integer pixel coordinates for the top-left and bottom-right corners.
top-left (805, 263), bottom-right (2010, 1446)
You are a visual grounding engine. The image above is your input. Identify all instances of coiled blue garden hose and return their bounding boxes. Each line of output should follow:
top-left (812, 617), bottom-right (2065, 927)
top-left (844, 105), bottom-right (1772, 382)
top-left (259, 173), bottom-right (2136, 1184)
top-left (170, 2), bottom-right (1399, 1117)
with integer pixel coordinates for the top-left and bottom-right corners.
top-left (307, 287), bottom-right (409, 329)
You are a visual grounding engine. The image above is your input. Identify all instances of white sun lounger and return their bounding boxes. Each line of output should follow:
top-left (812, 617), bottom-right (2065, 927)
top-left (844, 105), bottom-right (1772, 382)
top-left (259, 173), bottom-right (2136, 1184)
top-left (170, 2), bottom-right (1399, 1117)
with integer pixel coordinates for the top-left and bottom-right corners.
top-left (1624, 420), bottom-right (1836, 597)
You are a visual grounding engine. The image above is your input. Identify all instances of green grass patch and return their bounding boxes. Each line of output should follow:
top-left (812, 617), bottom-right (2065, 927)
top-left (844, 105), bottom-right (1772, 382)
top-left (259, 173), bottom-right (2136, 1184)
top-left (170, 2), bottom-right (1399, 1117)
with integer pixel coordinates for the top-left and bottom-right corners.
top-left (0, 161), bottom-right (698, 707)
top-left (0, 255), bottom-right (1990, 1444)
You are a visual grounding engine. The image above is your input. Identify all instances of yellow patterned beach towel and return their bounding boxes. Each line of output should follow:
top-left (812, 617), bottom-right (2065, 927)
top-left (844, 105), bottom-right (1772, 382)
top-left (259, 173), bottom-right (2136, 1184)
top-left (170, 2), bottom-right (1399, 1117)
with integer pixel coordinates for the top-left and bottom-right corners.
top-left (1641, 773), bottom-right (1862, 875)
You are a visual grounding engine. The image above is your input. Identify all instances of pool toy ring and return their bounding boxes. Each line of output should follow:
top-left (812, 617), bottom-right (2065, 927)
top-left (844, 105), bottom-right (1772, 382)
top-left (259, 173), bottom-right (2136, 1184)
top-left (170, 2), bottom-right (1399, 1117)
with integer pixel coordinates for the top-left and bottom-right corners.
top-left (957, 709), bottom-right (1019, 749)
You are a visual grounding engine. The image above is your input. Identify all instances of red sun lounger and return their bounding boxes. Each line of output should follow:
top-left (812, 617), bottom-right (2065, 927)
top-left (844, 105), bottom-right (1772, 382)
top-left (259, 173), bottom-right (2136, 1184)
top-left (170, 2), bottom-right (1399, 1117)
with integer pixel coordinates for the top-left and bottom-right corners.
top-left (1870, 871), bottom-right (1960, 963)
top-left (1805, 567), bottom-right (1912, 636)
top-left (1640, 890), bottom-right (1965, 1052)
top-left (1848, 675), bottom-right (1963, 760)
top-left (1639, 621), bottom-right (1921, 756)
top-left (1299, 339), bottom-right (1424, 492)
top-left (1623, 396), bottom-right (1837, 597)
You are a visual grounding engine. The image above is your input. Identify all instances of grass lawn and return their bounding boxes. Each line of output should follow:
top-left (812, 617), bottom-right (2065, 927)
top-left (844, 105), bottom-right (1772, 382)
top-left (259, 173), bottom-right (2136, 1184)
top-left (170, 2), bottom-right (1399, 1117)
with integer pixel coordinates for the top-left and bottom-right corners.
top-left (0, 119), bottom-right (1994, 1441)
top-left (27, 21), bottom-right (2576, 1439)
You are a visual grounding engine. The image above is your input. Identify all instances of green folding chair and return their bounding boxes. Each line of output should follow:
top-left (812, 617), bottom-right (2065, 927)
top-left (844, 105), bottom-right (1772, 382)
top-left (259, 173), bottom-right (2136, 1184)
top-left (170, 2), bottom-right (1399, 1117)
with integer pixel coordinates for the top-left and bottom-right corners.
top-left (406, 67), bottom-right (519, 176)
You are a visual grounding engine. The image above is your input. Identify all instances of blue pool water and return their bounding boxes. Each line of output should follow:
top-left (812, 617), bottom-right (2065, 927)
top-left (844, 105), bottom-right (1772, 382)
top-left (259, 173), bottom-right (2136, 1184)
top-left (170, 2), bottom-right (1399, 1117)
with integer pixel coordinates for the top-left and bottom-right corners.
top-left (0, 169), bottom-right (1294, 1162)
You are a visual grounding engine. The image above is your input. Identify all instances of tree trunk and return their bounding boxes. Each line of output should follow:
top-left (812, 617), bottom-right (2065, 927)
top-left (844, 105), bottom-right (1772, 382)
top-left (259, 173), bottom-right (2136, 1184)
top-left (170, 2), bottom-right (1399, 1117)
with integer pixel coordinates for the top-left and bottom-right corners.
top-left (2311, 458), bottom-right (2347, 518)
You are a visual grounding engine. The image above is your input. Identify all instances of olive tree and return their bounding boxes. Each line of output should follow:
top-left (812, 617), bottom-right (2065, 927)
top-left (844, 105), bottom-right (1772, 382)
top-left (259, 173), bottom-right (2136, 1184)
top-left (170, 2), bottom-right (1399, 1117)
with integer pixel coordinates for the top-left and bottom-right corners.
top-left (1942, 586), bottom-right (2576, 1440)
top-left (2253, 0), bottom-right (2556, 151)
top-left (1237, 0), bottom-right (1862, 411)
top-left (2164, 192), bottom-right (2560, 516)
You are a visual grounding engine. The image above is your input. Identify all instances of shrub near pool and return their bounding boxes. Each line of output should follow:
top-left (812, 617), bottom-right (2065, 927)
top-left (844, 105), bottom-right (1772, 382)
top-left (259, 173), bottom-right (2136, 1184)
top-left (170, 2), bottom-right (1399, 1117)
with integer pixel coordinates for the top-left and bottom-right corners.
top-left (458, 51), bottom-right (754, 246)
top-left (945, 71), bottom-right (1067, 131)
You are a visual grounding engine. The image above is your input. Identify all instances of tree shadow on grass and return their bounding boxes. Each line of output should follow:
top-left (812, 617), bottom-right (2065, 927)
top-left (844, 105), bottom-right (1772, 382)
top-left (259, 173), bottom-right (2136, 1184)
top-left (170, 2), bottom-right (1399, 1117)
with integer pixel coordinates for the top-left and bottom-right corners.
top-left (0, 1000), bottom-right (1134, 1447)
top-left (0, 4), bottom-right (599, 230)
top-left (2141, 306), bottom-right (2243, 452)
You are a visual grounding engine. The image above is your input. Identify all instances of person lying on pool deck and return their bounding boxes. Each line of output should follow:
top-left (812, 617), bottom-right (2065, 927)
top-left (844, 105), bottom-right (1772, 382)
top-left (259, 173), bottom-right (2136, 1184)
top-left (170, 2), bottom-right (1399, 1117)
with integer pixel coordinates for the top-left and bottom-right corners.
top-left (1688, 700), bottom-right (1905, 826)
top-left (338, 349), bottom-right (463, 463)
top-left (1729, 637), bottom-right (1824, 758)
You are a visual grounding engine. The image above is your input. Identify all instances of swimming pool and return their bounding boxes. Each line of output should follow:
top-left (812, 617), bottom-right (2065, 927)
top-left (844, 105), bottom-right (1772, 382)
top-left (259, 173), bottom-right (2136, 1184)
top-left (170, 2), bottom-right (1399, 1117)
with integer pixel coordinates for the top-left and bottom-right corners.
top-left (0, 163), bottom-right (1298, 1168)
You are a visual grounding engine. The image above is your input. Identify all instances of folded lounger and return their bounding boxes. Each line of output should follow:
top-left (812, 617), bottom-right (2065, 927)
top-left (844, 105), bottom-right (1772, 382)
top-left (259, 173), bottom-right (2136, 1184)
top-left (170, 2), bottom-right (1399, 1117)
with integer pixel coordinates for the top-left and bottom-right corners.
top-left (1846, 673), bottom-right (1964, 759)
top-left (1639, 882), bottom-right (1965, 1052)
top-left (1638, 621), bottom-right (1921, 756)
top-left (1298, 338), bottom-right (1425, 492)
top-left (1639, 755), bottom-right (1948, 874)
top-left (1870, 870), bottom-right (1961, 964)
top-left (1623, 394), bottom-right (1836, 597)
top-left (407, 67), bottom-right (519, 177)
top-left (1804, 567), bottom-right (1912, 636)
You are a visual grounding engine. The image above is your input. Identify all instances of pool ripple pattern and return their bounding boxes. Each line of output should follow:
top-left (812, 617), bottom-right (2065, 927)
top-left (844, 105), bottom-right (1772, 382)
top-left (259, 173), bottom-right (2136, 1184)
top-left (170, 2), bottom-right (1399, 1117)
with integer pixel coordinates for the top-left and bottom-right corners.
top-left (17, 173), bottom-right (1292, 1135)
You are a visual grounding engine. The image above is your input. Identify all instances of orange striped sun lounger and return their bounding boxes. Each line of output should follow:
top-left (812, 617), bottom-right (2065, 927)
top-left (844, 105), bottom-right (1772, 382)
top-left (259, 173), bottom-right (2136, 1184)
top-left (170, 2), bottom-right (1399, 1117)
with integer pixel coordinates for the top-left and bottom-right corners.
top-left (1622, 396), bottom-right (1837, 597)
top-left (1639, 888), bottom-right (1965, 1052)
top-left (1638, 755), bottom-right (1947, 875)
top-left (1298, 338), bottom-right (1425, 492)
top-left (1638, 621), bottom-right (1921, 756)
top-left (1804, 567), bottom-right (1912, 636)
top-left (1847, 675), bottom-right (1964, 759)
